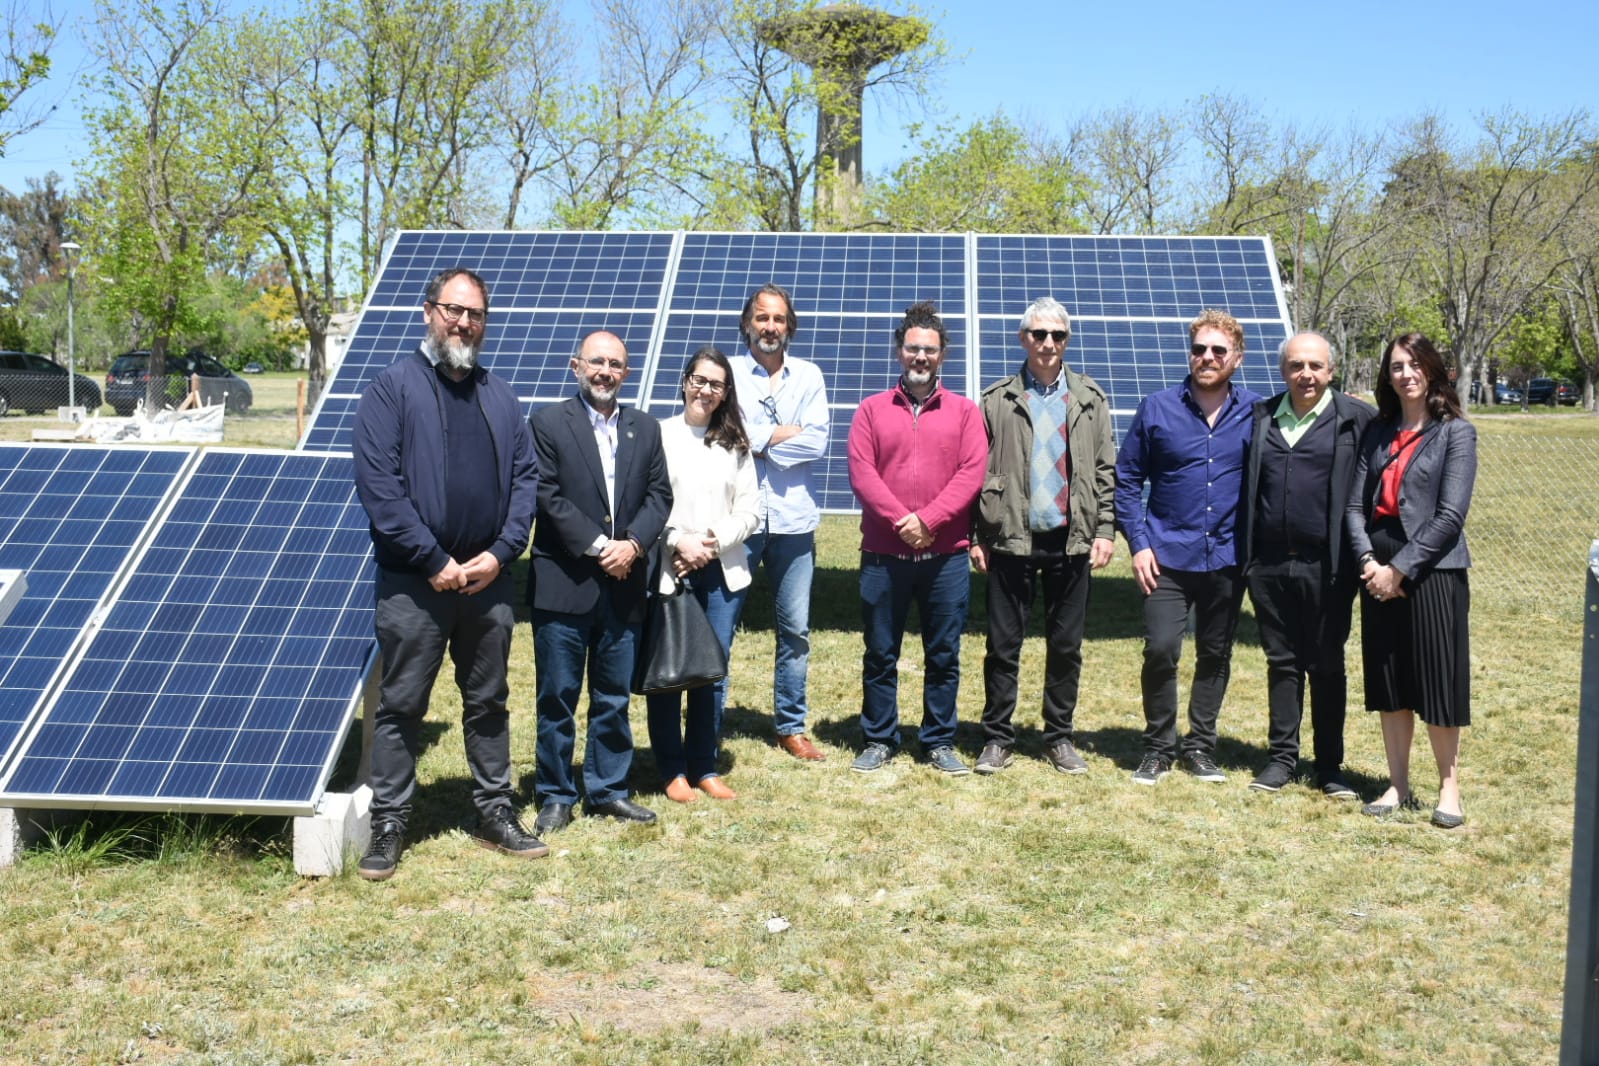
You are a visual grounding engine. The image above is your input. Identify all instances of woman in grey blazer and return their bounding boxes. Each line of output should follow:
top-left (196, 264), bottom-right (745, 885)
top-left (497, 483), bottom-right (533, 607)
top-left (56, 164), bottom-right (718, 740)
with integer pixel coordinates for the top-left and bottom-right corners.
top-left (1346, 332), bottom-right (1476, 829)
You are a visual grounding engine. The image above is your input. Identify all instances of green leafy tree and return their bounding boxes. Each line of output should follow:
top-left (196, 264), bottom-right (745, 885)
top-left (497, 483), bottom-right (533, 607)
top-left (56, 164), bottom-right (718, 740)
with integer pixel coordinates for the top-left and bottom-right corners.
top-left (867, 114), bottom-right (1088, 233)
top-left (0, 2), bottom-right (55, 157)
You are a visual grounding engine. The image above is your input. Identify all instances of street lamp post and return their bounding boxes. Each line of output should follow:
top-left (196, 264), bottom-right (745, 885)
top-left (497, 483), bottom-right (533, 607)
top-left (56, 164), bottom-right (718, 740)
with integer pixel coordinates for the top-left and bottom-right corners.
top-left (60, 241), bottom-right (80, 415)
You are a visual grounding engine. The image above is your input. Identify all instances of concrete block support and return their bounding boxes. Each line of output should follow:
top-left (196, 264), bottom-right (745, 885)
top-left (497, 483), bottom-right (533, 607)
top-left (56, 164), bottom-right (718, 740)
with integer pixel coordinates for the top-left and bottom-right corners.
top-left (292, 785), bottom-right (372, 878)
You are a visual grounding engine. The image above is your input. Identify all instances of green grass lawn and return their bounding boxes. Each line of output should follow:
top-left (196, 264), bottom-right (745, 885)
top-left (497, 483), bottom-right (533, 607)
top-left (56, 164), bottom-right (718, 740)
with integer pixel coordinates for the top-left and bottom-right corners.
top-left (0, 410), bottom-right (1592, 1063)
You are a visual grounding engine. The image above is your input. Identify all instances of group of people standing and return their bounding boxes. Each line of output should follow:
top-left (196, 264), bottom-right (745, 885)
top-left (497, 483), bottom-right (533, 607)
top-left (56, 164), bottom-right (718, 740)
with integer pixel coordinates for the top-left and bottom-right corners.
top-left (350, 265), bottom-right (1475, 882)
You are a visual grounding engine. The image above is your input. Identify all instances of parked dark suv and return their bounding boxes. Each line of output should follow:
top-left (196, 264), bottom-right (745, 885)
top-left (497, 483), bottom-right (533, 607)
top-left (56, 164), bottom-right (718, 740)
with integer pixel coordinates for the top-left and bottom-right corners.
top-left (1526, 377), bottom-right (1558, 405)
top-left (0, 350), bottom-right (103, 415)
top-left (104, 349), bottom-right (253, 416)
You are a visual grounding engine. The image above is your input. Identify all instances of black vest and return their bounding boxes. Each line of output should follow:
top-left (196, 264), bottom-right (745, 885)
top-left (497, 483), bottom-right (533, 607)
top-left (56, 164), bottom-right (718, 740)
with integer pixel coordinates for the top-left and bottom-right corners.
top-left (1254, 406), bottom-right (1337, 552)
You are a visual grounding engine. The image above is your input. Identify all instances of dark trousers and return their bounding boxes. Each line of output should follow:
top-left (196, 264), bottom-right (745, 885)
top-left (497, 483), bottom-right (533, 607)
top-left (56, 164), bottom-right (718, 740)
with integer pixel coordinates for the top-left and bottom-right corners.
top-left (859, 551), bottom-right (970, 751)
top-left (979, 533), bottom-right (1091, 747)
top-left (1247, 551), bottom-right (1355, 777)
top-left (369, 567), bottom-right (516, 827)
top-left (1140, 566), bottom-right (1244, 760)
top-left (532, 598), bottom-right (640, 808)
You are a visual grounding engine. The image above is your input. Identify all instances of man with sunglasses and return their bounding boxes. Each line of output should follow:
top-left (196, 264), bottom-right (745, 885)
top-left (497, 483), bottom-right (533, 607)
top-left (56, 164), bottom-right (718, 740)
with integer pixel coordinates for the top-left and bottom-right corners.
top-left (730, 283), bottom-right (831, 761)
top-left (846, 301), bottom-right (987, 774)
top-left (969, 297), bottom-right (1117, 776)
top-left (1238, 332), bottom-right (1374, 797)
top-left (352, 266), bottom-right (542, 880)
top-left (1115, 308), bottom-right (1263, 786)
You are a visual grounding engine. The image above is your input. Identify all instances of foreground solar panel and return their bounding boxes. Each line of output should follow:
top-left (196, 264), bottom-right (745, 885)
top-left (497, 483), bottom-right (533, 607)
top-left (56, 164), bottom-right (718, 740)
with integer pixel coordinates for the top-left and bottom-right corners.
top-left (0, 444), bottom-right (193, 770)
top-left (0, 449), bottom-right (375, 814)
top-left (306, 231), bottom-right (1292, 510)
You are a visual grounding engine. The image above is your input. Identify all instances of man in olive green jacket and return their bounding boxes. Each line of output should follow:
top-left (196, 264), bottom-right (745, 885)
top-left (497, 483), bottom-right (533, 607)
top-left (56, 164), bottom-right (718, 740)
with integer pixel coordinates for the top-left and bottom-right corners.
top-left (969, 296), bottom-right (1117, 775)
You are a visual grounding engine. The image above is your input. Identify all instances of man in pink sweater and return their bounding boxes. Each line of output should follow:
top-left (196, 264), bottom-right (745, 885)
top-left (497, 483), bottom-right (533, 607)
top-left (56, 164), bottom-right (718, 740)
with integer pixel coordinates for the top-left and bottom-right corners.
top-left (846, 301), bottom-right (989, 774)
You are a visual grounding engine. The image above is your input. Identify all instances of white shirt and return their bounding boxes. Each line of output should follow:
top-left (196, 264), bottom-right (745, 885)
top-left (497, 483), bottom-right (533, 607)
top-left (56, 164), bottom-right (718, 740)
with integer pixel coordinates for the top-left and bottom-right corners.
top-left (657, 415), bottom-right (761, 591)
top-left (584, 398), bottom-right (620, 554)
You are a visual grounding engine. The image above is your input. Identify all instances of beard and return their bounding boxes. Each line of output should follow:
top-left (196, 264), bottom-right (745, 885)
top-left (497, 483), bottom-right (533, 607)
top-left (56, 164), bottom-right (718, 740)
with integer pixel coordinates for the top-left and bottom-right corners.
top-left (579, 377), bottom-right (618, 410)
top-left (753, 331), bottom-right (789, 357)
top-left (903, 368), bottom-right (934, 389)
top-left (424, 332), bottom-right (480, 372)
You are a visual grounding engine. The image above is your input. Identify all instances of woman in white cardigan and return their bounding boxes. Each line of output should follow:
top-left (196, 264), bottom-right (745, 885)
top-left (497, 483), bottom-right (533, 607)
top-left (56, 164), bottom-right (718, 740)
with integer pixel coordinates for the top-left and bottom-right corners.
top-left (647, 347), bottom-right (761, 801)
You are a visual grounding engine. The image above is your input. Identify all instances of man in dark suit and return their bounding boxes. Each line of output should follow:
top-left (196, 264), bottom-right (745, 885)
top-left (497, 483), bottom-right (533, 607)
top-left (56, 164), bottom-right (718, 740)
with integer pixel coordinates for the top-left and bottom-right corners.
top-left (528, 330), bottom-right (672, 833)
top-left (1240, 331), bottom-right (1375, 797)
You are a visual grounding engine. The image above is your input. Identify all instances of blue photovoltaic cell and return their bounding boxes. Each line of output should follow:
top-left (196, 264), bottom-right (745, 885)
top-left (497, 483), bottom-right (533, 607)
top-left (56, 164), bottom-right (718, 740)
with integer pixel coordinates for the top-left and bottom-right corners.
top-left (0, 445), bottom-right (192, 769)
top-left (301, 396), bottom-right (358, 453)
top-left (671, 232), bottom-right (967, 314)
top-left (308, 230), bottom-right (1291, 509)
top-left (1, 450), bottom-right (375, 813)
top-left (974, 235), bottom-right (1285, 320)
top-left (367, 230), bottom-right (674, 310)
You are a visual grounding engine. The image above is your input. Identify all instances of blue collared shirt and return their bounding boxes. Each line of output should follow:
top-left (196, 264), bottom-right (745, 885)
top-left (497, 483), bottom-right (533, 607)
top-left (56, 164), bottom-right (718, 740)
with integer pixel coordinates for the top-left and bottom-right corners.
top-left (1114, 377), bottom-right (1263, 571)
top-left (732, 351), bottom-right (831, 534)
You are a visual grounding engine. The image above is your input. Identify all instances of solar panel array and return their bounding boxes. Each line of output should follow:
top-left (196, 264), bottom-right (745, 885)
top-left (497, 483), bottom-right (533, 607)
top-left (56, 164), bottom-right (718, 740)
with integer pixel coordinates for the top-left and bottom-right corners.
top-left (304, 232), bottom-right (1292, 510)
top-left (0, 447), bottom-right (375, 815)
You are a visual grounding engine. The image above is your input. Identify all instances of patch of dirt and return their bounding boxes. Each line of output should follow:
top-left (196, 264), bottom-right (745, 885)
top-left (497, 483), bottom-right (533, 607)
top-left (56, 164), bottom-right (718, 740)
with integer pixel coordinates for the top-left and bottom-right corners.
top-left (532, 961), bottom-right (811, 1033)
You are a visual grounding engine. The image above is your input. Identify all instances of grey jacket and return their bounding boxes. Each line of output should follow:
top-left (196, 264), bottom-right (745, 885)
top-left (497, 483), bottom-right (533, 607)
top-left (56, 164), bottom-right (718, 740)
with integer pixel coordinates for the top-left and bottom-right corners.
top-left (1346, 416), bottom-right (1476, 580)
top-left (973, 366), bottom-right (1116, 556)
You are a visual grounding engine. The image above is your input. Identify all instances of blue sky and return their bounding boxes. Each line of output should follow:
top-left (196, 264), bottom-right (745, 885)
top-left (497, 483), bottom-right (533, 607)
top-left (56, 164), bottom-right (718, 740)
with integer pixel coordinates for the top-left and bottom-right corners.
top-left (4, 0), bottom-right (1595, 198)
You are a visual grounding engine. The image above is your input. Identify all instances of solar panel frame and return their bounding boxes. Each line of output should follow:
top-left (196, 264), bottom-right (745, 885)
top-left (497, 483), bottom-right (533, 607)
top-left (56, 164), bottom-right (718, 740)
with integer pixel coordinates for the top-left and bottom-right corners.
top-left (0, 448), bottom-right (376, 815)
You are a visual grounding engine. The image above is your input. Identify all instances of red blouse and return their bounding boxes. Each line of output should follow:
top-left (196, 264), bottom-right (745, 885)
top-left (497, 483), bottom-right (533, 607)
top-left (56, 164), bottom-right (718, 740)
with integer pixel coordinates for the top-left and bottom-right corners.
top-left (1374, 428), bottom-right (1425, 521)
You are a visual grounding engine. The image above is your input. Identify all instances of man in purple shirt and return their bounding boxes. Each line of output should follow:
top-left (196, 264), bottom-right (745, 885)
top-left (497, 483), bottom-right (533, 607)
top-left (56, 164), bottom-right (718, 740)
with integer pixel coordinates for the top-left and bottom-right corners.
top-left (1114, 309), bottom-right (1264, 786)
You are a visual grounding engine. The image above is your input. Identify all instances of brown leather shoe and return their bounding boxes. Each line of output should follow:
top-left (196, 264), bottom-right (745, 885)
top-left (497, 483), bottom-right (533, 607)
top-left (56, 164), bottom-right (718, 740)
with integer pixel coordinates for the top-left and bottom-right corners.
top-left (697, 776), bottom-right (737, 800)
top-left (777, 734), bottom-right (825, 761)
top-left (664, 775), bottom-right (698, 803)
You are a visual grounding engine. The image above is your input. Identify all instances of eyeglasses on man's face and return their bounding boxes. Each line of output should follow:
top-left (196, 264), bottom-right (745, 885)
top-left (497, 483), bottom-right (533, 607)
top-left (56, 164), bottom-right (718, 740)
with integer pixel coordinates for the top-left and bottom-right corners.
top-left (686, 374), bottom-right (727, 394)
top-left (1190, 343), bottom-right (1231, 358)
top-left (428, 301), bottom-right (488, 326)
top-left (581, 355), bottom-right (627, 373)
top-left (1027, 329), bottom-right (1068, 344)
top-left (901, 344), bottom-right (942, 356)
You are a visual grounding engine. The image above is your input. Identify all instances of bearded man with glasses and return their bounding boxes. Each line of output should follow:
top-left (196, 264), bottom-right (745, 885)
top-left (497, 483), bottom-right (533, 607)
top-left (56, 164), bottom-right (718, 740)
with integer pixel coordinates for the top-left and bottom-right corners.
top-left (1114, 308), bottom-right (1263, 787)
top-left (352, 266), bottom-right (543, 880)
top-left (969, 297), bottom-right (1117, 777)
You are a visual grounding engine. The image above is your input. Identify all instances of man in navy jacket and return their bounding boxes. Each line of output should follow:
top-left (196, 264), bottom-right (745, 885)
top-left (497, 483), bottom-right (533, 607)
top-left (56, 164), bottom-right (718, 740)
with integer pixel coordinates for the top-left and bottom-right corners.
top-left (527, 330), bottom-right (672, 833)
top-left (352, 266), bottom-right (542, 880)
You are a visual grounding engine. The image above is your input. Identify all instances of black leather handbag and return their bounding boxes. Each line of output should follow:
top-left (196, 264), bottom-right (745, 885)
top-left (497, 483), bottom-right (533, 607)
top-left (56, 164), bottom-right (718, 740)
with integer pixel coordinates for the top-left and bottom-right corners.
top-left (630, 576), bottom-right (728, 696)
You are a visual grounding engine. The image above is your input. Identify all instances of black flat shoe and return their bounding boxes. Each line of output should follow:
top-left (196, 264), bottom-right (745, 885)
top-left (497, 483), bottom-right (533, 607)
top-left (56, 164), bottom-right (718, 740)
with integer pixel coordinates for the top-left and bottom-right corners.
top-left (534, 802), bottom-right (574, 834)
top-left (1361, 792), bottom-right (1420, 817)
top-left (1430, 808), bottom-right (1465, 829)
top-left (584, 797), bottom-right (658, 824)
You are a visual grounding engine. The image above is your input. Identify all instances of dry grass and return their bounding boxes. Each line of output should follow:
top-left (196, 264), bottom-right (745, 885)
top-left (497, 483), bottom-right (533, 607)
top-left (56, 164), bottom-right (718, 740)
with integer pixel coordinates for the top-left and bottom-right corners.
top-left (0, 408), bottom-right (1592, 1064)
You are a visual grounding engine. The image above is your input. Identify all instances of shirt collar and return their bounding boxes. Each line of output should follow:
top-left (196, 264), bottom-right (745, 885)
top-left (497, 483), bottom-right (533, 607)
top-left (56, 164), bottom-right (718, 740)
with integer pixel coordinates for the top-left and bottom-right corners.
top-left (1024, 364), bottom-right (1065, 395)
top-left (582, 397), bottom-right (619, 427)
top-left (1272, 388), bottom-right (1332, 428)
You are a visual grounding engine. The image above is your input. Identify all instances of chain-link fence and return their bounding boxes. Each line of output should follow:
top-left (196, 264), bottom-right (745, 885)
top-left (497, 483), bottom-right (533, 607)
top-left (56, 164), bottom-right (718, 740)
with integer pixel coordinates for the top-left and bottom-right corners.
top-left (1470, 433), bottom-right (1599, 618)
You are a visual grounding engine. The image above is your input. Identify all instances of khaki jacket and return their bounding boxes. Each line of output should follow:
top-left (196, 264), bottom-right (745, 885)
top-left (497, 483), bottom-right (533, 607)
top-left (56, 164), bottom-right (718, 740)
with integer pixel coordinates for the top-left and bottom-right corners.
top-left (974, 366), bottom-right (1117, 556)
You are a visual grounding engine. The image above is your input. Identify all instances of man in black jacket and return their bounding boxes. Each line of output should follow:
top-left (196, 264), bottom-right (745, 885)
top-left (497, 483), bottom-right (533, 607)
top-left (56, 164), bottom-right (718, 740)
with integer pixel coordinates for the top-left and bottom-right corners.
top-left (351, 266), bottom-right (542, 880)
top-left (527, 330), bottom-right (672, 833)
top-left (1240, 331), bottom-right (1375, 797)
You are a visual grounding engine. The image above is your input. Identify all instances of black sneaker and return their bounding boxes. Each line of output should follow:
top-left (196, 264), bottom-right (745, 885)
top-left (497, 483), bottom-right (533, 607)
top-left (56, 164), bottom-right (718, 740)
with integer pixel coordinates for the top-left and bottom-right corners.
top-left (473, 808), bottom-right (550, 859)
top-left (1130, 753), bottom-right (1172, 786)
top-left (973, 743), bottom-right (1014, 775)
top-left (1249, 764), bottom-right (1293, 793)
top-left (1183, 752), bottom-right (1227, 783)
top-left (851, 742), bottom-right (895, 773)
top-left (1319, 775), bottom-right (1358, 800)
top-left (359, 819), bottom-right (404, 881)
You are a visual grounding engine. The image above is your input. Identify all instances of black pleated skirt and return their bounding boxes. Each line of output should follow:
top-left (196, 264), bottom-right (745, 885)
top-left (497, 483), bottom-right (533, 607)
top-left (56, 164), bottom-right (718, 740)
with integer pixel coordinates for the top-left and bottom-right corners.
top-left (1359, 518), bottom-right (1471, 727)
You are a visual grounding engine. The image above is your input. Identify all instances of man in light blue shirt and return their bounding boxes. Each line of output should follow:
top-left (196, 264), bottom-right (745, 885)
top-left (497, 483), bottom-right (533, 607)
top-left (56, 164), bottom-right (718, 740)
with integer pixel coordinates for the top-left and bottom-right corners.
top-left (731, 283), bottom-right (831, 760)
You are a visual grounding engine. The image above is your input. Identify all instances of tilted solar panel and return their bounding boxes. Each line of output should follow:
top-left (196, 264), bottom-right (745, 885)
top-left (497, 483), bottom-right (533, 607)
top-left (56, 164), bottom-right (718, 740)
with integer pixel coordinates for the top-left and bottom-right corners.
top-left (0, 450), bottom-right (375, 814)
top-left (0, 444), bottom-right (193, 772)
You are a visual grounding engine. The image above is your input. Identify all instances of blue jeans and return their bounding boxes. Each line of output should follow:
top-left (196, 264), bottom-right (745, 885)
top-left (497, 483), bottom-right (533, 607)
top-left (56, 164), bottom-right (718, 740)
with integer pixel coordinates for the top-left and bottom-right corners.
top-left (645, 562), bottom-right (748, 783)
top-left (859, 551), bottom-right (970, 751)
top-left (740, 529), bottom-right (814, 736)
top-left (532, 600), bottom-right (639, 807)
